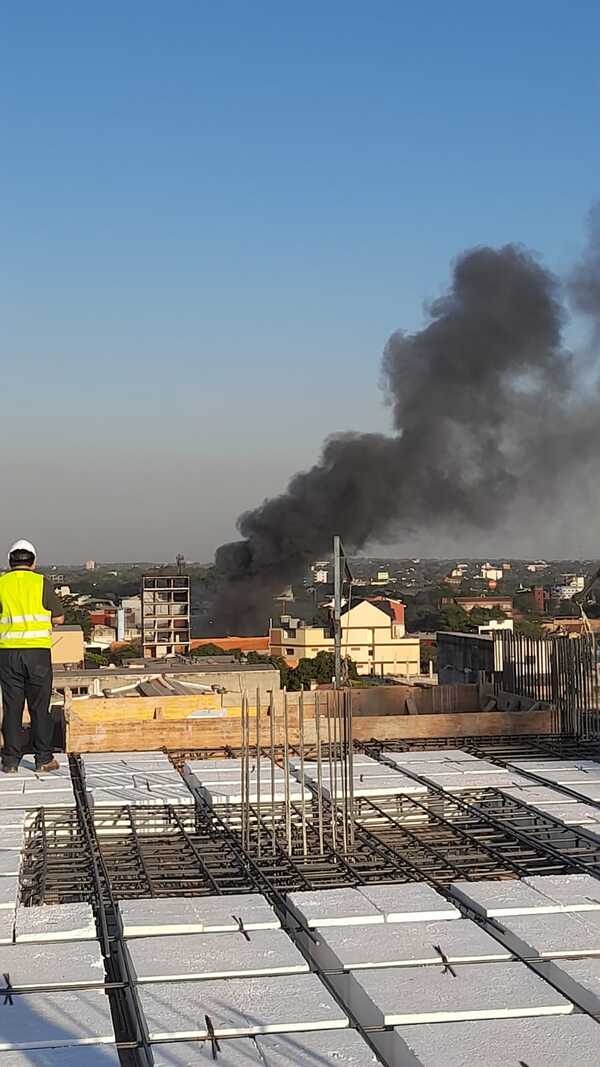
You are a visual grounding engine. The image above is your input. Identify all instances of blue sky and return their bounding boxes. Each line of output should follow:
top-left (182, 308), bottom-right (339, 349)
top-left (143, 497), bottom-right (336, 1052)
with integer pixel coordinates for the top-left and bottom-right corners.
top-left (1, 2), bottom-right (599, 561)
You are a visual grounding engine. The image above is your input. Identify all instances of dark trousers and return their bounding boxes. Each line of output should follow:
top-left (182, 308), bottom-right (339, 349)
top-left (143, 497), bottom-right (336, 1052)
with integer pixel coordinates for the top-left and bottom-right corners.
top-left (0, 649), bottom-right (54, 767)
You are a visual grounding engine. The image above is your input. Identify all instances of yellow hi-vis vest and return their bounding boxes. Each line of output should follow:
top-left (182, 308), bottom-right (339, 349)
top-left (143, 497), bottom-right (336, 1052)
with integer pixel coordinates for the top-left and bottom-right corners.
top-left (0, 571), bottom-right (52, 649)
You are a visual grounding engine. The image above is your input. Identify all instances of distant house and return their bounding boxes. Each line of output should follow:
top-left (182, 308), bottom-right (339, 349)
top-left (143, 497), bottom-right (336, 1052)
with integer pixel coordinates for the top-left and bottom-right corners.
top-left (453, 595), bottom-right (513, 616)
top-left (270, 598), bottom-right (420, 678)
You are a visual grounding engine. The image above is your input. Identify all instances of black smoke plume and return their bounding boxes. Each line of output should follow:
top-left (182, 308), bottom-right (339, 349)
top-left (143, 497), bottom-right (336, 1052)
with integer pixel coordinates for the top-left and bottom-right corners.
top-left (210, 229), bottom-right (600, 634)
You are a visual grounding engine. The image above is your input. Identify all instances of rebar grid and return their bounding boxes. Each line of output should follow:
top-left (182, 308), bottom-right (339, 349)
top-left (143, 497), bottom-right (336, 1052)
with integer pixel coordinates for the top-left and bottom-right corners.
top-left (20, 808), bottom-right (95, 906)
top-left (94, 804), bottom-right (254, 898)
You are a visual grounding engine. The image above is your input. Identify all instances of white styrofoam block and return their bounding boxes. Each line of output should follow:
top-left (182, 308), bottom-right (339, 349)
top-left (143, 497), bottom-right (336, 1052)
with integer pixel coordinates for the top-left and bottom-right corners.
top-left (0, 779), bottom-right (27, 794)
top-left (138, 973), bottom-right (348, 1039)
top-left (532, 769), bottom-right (600, 785)
top-left (0, 827), bottom-right (25, 849)
top-left (500, 786), bottom-right (580, 805)
top-left (202, 784), bottom-right (308, 804)
top-left (498, 910), bottom-right (600, 958)
top-left (89, 784), bottom-right (194, 807)
top-left (0, 907), bottom-right (15, 944)
top-left (15, 903), bottom-right (96, 942)
top-left (348, 961), bottom-right (573, 1026)
top-left (543, 957), bottom-right (600, 1016)
top-left (257, 1029), bottom-right (379, 1065)
top-left (450, 879), bottom-right (578, 918)
top-left (119, 893), bottom-right (280, 937)
top-left (359, 884), bottom-right (460, 922)
top-left (287, 889), bottom-right (383, 928)
top-left (151, 1041), bottom-right (264, 1066)
top-left (429, 773), bottom-right (524, 791)
top-left (384, 749), bottom-right (479, 763)
top-left (526, 873), bottom-right (600, 908)
top-left (127, 929), bottom-right (308, 982)
top-left (321, 778), bottom-right (426, 799)
top-left (459, 761), bottom-right (510, 775)
top-left (0, 807), bottom-right (26, 824)
top-left (0, 876), bottom-right (18, 909)
top-left (312, 918), bottom-right (511, 972)
top-left (0, 989), bottom-right (115, 1050)
top-left (0, 940), bottom-right (105, 989)
top-left (534, 803), bottom-right (600, 824)
top-left (0, 790), bottom-right (75, 809)
top-left (83, 751), bottom-right (167, 762)
top-left (1, 1047), bottom-right (121, 1066)
top-left (565, 784), bottom-right (600, 801)
top-left (389, 762), bottom-right (466, 778)
top-left (391, 1015), bottom-right (600, 1067)
top-left (0, 851), bottom-right (19, 877)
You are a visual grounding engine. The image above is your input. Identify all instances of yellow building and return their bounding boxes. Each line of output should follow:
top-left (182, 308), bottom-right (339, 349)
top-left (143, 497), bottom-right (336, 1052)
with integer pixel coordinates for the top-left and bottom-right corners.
top-left (51, 625), bottom-right (84, 668)
top-left (270, 599), bottom-right (420, 678)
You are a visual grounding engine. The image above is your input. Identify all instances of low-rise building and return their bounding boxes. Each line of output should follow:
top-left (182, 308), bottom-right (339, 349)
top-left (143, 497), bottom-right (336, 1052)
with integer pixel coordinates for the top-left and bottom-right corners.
top-left (453, 595), bottom-right (514, 616)
top-left (481, 563), bottom-right (504, 582)
top-left (270, 598), bottom-right (420, 677)
top-left (51, 625), bottom-right (84, 668)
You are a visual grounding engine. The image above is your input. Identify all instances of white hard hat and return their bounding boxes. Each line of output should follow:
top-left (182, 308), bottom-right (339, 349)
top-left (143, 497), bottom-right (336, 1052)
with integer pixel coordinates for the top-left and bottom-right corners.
top-left (8, 539), bottom-right (37, 562)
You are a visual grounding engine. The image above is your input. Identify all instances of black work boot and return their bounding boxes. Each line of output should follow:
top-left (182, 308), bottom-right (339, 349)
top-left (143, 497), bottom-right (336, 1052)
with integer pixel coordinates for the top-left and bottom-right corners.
top-left (1, 763), bottom-right (18, 774)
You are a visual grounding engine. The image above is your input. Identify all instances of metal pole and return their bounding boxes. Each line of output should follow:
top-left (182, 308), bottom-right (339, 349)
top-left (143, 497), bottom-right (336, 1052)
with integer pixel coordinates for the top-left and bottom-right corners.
top-left (333, 534), bottom-right (342, 689)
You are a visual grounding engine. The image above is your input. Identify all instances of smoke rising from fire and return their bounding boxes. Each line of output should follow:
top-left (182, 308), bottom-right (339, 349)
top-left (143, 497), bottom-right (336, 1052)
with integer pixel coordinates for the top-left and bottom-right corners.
top-left (210, 217), bottom-right (600, 633)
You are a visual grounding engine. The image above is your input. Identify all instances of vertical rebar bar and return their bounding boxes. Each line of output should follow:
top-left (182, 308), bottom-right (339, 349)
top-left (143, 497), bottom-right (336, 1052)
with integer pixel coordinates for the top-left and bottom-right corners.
top-left (315, 691), bottom-right (325, 855)
top-left (256, 687), bottom-right (262, 858)
top-left (298, 689), bottom-right (308, 858)
top-left (346, 688), bottom-right (355, 849)
top-left (282, 688), bottom-right (292, 855)
top-left (269, 689), bottom-right (277, 856)
top-left (326, 692), bottom-right (337, 849)
top-left (240, 691), bottom-right (246, 850)
top-left (337, 689), bottom-right (348, 853)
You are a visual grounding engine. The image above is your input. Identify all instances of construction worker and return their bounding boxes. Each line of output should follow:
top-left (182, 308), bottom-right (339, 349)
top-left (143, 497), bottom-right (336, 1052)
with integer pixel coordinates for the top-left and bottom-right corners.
top-left (0, 540), bottom-right (65, 773)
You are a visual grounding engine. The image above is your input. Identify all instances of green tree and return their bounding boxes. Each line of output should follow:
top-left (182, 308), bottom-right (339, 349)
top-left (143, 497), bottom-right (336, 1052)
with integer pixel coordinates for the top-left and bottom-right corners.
top-left (59, 595), bottom-right (92, 640)
top-left (189, 643), bottom-right (230, 658)
top-left (514, 617), bottom-right (545, 638)
top-left (437, 603), bottom-right (475, 633)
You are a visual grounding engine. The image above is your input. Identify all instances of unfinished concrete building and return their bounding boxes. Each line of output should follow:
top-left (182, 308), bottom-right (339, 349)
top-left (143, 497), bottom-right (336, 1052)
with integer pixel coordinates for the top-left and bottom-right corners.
top-left (141, 575), bottom-right (191, 659)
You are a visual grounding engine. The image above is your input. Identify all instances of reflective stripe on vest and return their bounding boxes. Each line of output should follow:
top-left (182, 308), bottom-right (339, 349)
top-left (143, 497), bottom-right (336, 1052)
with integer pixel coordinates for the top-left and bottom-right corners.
top-left (0, 571), bottom-right (52, 649)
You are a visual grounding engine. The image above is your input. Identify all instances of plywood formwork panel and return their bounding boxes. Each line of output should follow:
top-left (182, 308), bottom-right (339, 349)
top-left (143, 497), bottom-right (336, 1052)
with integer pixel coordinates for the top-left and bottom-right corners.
top-left (66, 709), bottom-right (554, 751)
